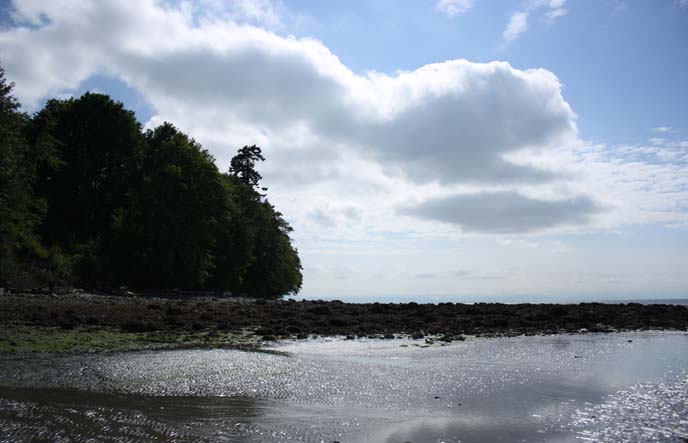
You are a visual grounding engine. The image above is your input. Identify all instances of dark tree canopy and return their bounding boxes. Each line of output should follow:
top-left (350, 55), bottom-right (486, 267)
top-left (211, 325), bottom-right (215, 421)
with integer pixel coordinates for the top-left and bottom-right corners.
top-left (229, 144), bottom-right (265, 189)
top-left (0, 67), bottom-right (39, 287)
top-left (33, 93), bottom-right (142, 247)
top-left (111, 123), bottom-right (227, 289)
top-left (0, 69), bottom-right (302, 298)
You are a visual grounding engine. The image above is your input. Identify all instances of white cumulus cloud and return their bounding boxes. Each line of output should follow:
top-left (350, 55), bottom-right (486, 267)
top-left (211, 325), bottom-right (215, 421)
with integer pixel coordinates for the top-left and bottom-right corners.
top-left (0, 0), bottom-right (686, 298)
top-left (0, 0), bottom-right (578, 190)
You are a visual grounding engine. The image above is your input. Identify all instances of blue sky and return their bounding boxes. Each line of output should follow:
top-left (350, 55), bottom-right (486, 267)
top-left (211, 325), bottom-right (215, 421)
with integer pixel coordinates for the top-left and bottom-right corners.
top-left (283, 0), bottom-right (688, 145)
top-left (1, 0), bottom-right (686, 301)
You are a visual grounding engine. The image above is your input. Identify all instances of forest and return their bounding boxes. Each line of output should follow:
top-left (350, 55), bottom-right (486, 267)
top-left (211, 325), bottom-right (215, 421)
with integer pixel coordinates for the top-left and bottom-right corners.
top-left (0, 67), bottom-right (302, 299)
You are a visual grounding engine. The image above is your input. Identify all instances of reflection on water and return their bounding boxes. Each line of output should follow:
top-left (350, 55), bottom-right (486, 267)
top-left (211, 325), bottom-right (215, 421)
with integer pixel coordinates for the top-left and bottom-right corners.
top-left (0, 331), bottom-right (687, 442)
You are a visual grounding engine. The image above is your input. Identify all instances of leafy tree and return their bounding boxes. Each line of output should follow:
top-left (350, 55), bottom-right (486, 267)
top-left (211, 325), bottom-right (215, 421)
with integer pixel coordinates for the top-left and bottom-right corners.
top-left (229, 144), bottom-right (265, 189)
top-left (0, 73), bottom-right (303, 297)
top-left (205, 173), bottom-right (253, 292)
top-left (34, 93), bottom-right (142, 250)
top-left (0, 66), bottom-right (66, 287)
top-left (112, 123), bottom-right (228, 289)
top-left (219, 146), bottom-right (302, 298)
top-left (240, 199), bottom-right (303, 298)
top-left (27, 93), bottom-right (144, 285)
top-left (0, 66), bottom-right (36, 286)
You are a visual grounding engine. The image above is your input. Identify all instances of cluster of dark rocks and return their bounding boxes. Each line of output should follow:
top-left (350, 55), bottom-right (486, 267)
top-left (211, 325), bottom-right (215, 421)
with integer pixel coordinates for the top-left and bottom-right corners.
top-left (2, 292), bottom-right (687, 341)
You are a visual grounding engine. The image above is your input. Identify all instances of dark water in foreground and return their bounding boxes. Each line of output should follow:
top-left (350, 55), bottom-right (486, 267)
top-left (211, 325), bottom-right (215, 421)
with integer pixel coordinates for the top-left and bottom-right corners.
top-left (0, 332), bottom-right (687, 442)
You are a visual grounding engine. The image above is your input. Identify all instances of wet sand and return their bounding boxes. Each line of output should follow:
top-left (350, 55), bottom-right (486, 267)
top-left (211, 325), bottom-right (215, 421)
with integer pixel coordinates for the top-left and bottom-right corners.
top-left (2, 292), bottom-right (687, 440)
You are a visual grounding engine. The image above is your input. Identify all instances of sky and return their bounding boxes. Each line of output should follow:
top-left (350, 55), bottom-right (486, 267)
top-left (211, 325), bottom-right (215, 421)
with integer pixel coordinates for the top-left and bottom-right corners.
top-left (1, 0), bottom-right (687, 302)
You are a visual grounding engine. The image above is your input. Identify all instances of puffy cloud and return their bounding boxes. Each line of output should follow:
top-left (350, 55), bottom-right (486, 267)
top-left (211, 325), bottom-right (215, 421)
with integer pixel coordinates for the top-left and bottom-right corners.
top-left (1, 0), bottom-right (683, 242)
top-left (399, 191), bottom-right (601, 233)
top-left (435, 0), bottom-right (475, 17)
top-left (2, 0), bottom-right (686, 299)
top-left (356, 61), bottom-right (577, 184)
top-left (0, 0), bottom-right (578, 189)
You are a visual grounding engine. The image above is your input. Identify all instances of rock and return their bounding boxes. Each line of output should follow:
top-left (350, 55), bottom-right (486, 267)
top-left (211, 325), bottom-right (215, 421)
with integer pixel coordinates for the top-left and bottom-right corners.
top-left (255, 327), bottom-right (274, 336)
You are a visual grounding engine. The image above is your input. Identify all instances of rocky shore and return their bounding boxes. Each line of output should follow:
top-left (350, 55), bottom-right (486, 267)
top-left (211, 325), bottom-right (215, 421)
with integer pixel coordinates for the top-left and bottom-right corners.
top-left (1, 291), bottom-right (687, 353)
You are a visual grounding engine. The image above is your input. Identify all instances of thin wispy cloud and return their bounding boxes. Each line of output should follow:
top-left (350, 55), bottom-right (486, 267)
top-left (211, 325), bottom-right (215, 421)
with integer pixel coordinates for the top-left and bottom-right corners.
top-left (191, 0), bottom-right (294, 29)
top-left (545, 0), bottom-right (568, 21)
top-left (435, 0), bottom-right (475, 17)
top-left (503, 0), bottom-right (569, 42)
top-left (503, 11), bottom-right (529, 41)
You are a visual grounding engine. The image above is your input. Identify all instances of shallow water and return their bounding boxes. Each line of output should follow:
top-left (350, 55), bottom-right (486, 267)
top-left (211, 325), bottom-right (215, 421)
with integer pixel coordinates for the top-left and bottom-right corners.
top-left (0, 331), bottom-right (687, 442)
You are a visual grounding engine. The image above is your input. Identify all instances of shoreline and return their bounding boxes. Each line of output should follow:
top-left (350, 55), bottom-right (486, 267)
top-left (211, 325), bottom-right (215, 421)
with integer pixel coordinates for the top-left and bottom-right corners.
top-left (1, 291), bottom-right (687, 354)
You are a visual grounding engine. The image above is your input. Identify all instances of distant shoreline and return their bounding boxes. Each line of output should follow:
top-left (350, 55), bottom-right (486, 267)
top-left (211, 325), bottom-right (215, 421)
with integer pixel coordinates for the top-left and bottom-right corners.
top-left (602, 298), bottom-right (688, 306)
top-left (295, 294), bottom-right (688, 305)
top-left (1, 291), bottom-right (687, 354)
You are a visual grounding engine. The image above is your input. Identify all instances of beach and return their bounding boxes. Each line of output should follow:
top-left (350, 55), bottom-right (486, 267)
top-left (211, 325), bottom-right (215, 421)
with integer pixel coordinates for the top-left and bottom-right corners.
top-left (1, 291), bottom-right (687, 354)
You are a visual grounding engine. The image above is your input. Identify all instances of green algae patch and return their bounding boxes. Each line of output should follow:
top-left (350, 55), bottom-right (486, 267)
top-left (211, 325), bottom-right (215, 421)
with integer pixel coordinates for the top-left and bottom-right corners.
top-left (0, 326), bottom-right (260, 355)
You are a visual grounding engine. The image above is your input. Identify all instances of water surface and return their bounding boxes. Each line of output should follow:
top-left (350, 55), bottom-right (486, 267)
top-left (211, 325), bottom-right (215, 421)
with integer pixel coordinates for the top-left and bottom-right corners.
top-left (1, 331), bottom-right (687, 442)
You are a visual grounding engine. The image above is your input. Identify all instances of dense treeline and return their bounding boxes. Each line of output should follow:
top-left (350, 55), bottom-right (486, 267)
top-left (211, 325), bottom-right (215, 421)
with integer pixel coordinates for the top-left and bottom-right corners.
top-left (0, 67), bottom-right (302, 298)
